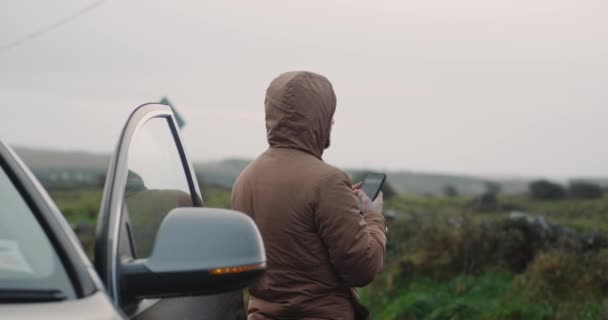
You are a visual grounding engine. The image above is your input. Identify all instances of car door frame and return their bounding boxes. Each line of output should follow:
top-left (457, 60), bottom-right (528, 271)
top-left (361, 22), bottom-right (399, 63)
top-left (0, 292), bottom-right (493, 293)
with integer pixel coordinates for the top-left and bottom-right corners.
top-left (94, 103), bottom-right (203, 309)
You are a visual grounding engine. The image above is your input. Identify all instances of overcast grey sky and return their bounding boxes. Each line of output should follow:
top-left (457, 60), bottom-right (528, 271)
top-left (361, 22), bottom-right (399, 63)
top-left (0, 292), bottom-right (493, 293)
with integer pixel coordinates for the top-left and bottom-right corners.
top-left (0, 0), bottom-right (606, 178)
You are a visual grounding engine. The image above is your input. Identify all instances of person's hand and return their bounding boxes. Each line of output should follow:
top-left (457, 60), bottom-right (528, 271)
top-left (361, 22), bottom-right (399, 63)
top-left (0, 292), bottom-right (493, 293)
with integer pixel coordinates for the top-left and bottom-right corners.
top-left (356, 189), bottom-right (383, 216)
top-left (352, 181), bottom-right (362, 191)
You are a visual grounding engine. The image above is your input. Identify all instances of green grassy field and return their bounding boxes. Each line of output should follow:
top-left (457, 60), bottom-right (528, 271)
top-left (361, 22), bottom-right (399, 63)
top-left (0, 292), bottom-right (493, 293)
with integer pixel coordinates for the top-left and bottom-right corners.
top-left (361, 271), bottom-right (563, 320)
top-left (48, 187), bottom-right (103, 225)
top-left (47, 186), bottom-right (608, 319)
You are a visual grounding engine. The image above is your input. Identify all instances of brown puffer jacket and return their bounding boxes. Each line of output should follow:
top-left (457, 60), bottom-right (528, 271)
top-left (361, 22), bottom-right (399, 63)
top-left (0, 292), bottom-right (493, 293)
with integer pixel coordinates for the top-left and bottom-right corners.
top-left (232, 71), bottom-right (387, 320)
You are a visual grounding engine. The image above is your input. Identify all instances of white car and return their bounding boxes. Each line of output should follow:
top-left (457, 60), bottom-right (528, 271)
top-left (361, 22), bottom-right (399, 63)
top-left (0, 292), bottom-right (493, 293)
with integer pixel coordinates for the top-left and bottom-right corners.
top-left (0, 104), bottom-right (266, 319)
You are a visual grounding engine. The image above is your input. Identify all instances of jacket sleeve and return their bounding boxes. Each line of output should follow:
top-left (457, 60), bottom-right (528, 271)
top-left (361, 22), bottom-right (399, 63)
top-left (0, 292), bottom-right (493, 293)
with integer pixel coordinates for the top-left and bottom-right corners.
top-left (314, 171), bottom-right (387, 288)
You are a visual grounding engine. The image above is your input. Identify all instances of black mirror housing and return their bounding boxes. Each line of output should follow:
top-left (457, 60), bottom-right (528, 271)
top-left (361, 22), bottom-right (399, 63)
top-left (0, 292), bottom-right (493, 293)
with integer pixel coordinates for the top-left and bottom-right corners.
top-left (119, 208), bottom-right (266, 304)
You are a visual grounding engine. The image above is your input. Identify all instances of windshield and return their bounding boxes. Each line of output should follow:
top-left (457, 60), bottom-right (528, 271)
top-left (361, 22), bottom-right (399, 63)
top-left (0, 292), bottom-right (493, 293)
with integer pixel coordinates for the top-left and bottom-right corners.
top-left (0, 163), bottom-right (76, 301)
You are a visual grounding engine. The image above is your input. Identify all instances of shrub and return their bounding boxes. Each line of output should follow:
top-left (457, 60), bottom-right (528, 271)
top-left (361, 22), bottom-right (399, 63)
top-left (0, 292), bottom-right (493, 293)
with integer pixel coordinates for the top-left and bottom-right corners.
top-left (530, 180), bottom-right (567, 200)
top-left (484, 181), bottom-right (502, 195)
top-left (512, 249), bottom-right (608, 319)
top-left (443, 185), bottom-right (459, 197)
top-left (387, 214), bottom-right (602, 283)
top-left (569, 181), bottom-right (604, 199)
top-left (391, 218), bottom-right (536, 280)
top-left (469, 192), bottom-right (499, 212)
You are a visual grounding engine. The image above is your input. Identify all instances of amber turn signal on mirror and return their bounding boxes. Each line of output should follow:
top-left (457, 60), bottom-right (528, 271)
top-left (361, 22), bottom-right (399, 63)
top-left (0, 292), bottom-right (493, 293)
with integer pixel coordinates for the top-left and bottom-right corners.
top-left (209, 263), bottom-right (267, 275)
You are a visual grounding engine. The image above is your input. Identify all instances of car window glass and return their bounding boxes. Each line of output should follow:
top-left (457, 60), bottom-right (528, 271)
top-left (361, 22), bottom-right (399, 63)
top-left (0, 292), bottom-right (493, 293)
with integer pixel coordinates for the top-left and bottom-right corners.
top-left (0, 165), bottom-right (76, 299)
top-left (122, 117), bottom-right (195, 259)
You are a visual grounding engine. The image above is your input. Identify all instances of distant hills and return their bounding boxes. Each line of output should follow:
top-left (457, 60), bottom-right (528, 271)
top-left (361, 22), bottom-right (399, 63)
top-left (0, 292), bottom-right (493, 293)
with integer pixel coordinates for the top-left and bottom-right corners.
top-left (11, 146), bottom-right (608, 195)
top-left (193, 158), bottom-right (251, 189)
top-left (13, 147), bottom-right (110, 186)
top-left (14, 146), bottom-right (110, 171)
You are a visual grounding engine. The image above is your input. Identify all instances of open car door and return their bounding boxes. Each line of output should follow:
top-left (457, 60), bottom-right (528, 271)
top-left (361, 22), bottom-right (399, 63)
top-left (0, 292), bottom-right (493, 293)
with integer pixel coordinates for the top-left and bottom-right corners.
top-left (94, 104), bottom-right (265, 319)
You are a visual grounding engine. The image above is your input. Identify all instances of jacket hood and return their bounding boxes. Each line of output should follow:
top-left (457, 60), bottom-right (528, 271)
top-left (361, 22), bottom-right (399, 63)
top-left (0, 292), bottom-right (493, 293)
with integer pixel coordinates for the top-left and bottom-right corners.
top-left (265, 71), bottom-right (337, 159)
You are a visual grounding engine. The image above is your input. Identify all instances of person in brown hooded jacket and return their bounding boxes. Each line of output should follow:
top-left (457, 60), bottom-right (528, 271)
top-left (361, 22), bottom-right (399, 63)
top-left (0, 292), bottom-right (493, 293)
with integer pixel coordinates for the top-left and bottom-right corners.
top-left (231, 71), bottom-right (387, 320)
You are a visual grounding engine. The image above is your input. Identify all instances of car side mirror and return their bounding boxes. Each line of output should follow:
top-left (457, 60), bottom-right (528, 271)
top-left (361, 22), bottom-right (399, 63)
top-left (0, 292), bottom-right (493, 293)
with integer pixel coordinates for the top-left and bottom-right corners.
top-left (119, 208), bottom-right (266, 304)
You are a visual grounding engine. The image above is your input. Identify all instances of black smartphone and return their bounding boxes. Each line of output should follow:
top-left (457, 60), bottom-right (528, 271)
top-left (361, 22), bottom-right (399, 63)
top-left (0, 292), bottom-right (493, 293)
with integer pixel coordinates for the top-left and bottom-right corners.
top-left (360, 173), bottom-right (387, 201)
